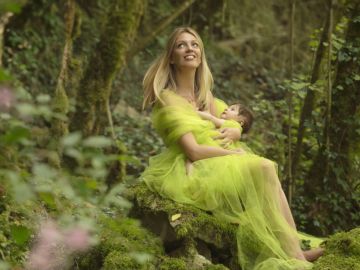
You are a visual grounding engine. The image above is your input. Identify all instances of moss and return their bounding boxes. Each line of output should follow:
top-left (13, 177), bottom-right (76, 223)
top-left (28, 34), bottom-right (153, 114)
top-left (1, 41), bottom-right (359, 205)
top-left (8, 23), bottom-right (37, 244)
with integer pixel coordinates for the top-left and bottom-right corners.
top-left (313, 254), bottom-right (359, 270)
top-left (51, 82), bottom-right (69, 139)
top-left (128, 181), bottom-right (237, 248)
top-left (77, 216), bottom-right (164, 269)
top-left (205, 264), bottom-right (230, 270)
top-left (70, 0), bottom-right (144, 136)
top-left (313, 228), bottom-right (360, 270)
top-left (157, 256), bottom-right (187, 270)
top-left (126, 182), bottom-right (238, 268)
top-left (102, 251), bottom-right (142, 270)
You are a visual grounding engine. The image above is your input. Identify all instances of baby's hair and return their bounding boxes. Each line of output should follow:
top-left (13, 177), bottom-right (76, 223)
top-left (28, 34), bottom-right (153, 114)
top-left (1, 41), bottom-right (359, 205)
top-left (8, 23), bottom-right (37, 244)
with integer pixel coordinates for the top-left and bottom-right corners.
top-left (234, 103), bottom-right (254, 134)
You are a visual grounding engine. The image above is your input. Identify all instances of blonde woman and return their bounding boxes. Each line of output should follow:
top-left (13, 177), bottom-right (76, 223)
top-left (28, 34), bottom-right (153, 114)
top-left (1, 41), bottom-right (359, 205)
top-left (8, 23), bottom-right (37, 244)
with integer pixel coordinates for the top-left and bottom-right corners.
top-left (142, 27), bottom-right (323, 270)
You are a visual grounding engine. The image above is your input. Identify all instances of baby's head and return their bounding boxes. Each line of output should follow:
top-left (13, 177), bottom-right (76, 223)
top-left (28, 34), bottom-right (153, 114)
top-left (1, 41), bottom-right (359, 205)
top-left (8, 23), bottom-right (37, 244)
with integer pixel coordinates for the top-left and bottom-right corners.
top-left (221, 103), bottom-right (254, 133)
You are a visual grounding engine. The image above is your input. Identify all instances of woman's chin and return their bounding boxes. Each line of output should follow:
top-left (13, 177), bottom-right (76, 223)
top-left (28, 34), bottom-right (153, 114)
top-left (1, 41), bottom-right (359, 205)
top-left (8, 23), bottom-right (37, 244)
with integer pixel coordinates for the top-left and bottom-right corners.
top-left (176, 62), bottom-right (200, 70)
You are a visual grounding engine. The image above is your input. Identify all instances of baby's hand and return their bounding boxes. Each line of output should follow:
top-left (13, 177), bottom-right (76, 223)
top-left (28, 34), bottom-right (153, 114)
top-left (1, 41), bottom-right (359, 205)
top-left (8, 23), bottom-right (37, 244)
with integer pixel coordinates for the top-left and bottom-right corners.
top-left (197, 110), bottom-right (212, 120)
top-left (185, 159), bottom-right (193, 175)
top-left (234, 148), bottom-right (246, 155)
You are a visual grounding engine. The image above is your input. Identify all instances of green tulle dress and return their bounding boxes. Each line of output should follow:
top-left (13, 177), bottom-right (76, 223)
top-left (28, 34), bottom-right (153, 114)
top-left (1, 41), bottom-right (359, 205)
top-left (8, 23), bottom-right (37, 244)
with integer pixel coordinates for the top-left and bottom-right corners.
top-left (142, 90), bottom-right (320, 270)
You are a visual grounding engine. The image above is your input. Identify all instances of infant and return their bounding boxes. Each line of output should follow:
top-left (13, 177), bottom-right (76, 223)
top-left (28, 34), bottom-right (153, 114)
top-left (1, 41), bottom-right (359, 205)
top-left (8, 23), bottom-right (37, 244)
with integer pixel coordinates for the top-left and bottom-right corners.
top-left (185, 103), bottom-right (254, 175)
top-left (198, 103), bottom-right (254, 135)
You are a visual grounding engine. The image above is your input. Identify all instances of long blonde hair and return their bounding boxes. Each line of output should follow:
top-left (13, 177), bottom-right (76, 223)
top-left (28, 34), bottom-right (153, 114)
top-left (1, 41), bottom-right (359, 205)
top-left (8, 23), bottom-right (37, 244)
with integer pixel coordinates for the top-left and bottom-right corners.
top-left (142, 27), bottom-right (213, 109)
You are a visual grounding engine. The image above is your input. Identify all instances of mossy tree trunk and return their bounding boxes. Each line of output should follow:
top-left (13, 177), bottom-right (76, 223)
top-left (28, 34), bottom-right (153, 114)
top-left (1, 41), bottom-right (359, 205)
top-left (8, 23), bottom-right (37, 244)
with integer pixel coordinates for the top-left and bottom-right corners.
top-left (70, 0), bottom-right (144, 136)
top-left (51, 0), bottom-right (76, 140)
top-left (305, 2), bottom-right (360, 233)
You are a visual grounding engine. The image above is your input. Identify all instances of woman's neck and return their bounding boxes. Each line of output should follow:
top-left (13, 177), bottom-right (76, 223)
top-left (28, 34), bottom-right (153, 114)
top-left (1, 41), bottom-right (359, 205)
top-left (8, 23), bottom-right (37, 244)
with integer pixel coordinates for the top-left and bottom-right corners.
top-left (174, 68), bottom-right (196, 97)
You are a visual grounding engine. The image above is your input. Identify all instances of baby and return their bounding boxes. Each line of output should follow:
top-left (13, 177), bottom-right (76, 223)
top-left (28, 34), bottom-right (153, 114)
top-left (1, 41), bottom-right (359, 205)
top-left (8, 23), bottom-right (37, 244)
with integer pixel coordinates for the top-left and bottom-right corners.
top-left (198, 103), bottom-right (254, 135)
top-left (185, 103), bottom-right (254, 174)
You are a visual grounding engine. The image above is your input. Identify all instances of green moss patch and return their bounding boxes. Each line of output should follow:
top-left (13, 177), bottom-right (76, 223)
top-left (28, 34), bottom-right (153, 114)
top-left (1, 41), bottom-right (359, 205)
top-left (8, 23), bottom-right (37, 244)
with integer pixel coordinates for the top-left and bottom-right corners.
top-left (313, 227), bottom-right (360, 270)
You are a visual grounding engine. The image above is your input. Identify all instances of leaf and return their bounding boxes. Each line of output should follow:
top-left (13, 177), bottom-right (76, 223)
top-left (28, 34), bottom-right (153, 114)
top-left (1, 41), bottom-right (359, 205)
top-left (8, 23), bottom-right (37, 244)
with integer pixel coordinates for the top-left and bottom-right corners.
top-left (13, 181), bottom-right (35, 202)
top-left (33, 163), bottom-right (57, 181)
top-left (36, 94), bottom-right (51, 103)
top-left (83, 136), bottom-right (112, 148)
top-left (0, 261), bottom-right (10, 270)
top-left (61, 132), bottom-right (82, 147)
top-left (10, 225), bottom-right (31, 246)
top-left (16, 103), bottom-right (37, 116)
top-left (0, 2), bottom-right (22, 13)
top-left (171, 213), bottom-right (181, 221)
top-left (65, 148), bottom-right (83, 162)
top-left (129, 252), bottom-right (152, 264)
top-left (290, 82), bottom-right (308, 91)
top-left (38, 192), bottom-right (56, 208)
top-left (2, 125), bottom-right (30, 144)
top-left (0, 68), bottom-right (12, 82)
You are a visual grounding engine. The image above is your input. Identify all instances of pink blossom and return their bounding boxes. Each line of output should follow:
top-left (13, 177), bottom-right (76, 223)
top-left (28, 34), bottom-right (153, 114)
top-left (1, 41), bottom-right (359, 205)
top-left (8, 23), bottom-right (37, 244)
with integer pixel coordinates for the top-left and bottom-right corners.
top-left (26, 221), bottom-right (91, 270)
top-left (0, 86), bottom-right (15, 112)
top-left (26, 221), bottom-right (64, 270)
top-left (64, 227), bottom-right (90, 252)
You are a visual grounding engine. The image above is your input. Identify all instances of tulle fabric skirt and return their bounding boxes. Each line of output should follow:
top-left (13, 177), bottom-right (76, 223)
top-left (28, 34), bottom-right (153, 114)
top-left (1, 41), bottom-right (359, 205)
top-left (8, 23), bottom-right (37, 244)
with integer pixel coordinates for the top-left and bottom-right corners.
top-left (142, 147), bottom-right (317, 270)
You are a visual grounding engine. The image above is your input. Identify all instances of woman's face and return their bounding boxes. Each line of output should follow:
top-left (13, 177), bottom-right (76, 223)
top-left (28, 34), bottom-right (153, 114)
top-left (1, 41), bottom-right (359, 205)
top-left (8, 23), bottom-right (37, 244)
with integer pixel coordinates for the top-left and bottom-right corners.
top-left (171, 32), bottom-right (201, 70)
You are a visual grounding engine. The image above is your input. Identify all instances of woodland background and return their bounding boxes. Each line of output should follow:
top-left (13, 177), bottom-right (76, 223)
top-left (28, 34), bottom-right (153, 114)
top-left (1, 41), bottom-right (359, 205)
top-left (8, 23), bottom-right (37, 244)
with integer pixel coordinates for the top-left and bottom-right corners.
top-left (0, 0), bottom-right (359, 269)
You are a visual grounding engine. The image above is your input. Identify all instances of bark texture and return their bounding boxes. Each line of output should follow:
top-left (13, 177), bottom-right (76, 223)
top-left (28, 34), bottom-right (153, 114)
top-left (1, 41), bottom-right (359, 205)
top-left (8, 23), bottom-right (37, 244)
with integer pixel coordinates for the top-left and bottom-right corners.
top-left (70, 0), bottom-right (144, 136)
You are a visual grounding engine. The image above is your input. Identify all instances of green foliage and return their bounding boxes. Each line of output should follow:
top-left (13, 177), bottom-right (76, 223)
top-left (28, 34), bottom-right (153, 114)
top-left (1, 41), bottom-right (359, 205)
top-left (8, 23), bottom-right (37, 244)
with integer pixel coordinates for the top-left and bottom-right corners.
top-left (113, 112), bottom-right (164, 177)
top-left (0, 89), bottom-right (133, 267)
top-left (4, 0), bottom-right (64, 96)
top-left (0, 0), bottom-right (26, 14)
top-left (2, 0), bottom-right (360, 268)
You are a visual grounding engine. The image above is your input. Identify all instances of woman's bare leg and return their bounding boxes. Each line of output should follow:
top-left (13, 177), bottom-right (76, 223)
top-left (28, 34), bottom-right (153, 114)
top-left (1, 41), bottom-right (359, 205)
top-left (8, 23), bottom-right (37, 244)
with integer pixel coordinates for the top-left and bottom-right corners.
top-left (278, 186), bottom-right (297, 230)
top-left (261, 159), bottom-right (306, 260)
top-left (272, 166), bottom-right (324, 261)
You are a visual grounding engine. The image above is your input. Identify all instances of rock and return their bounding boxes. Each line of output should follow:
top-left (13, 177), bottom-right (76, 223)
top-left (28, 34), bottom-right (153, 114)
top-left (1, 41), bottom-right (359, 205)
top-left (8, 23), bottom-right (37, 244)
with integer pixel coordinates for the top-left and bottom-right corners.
top-left (125, 181), bottom-right (237, 270)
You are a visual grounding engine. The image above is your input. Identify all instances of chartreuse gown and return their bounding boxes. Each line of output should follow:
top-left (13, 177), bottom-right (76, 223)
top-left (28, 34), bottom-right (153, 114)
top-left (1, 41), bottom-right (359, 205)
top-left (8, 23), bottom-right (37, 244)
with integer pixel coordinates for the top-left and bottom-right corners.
top-left (141, 89), bottom-right (322, 270)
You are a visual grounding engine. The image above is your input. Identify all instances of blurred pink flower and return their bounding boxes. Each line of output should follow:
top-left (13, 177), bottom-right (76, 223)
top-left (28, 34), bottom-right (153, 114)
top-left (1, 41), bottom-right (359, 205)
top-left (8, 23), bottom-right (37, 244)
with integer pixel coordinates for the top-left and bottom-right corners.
top-left (26, 221), bottom-right (64, 270)
top-left (0, 86), bottom-right (15, 112)
top-left (64, 227), bottom-right (91, 252)
top-left (26, 221), bottom-right (91, 270)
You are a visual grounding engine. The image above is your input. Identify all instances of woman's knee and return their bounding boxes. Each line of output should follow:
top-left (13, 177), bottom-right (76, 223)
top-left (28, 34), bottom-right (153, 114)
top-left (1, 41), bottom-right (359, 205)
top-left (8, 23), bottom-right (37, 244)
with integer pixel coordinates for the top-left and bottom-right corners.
top-left (261, 159), bottom-right (275, 172)
top-left (260, 159), bottom-right (280, 185)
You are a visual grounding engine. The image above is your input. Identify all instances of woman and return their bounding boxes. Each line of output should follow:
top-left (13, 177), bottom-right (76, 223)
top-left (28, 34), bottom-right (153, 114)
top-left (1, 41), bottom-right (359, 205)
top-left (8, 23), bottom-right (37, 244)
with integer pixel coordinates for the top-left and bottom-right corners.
top-left (142, 27), bottom-right (323, 270)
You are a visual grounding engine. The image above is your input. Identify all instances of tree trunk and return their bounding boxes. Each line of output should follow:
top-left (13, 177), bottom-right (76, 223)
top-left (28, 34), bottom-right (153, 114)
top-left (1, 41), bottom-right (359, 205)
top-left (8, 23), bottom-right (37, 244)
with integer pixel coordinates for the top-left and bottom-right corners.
top-left (70, 0), bottom-right (144, 136)
top-left (290, 13), bottom-right (330, 179)
top-left (0, 12), bottom-right (13, 67)
top-left (51, 0), bottom-right (76, 140)
top-left (306, 2), bottom-right (360, 233)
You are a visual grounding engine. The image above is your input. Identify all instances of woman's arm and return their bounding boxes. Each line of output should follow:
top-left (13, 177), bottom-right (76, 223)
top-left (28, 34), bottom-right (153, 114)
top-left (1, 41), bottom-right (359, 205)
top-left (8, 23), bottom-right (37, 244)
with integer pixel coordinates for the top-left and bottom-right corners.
top-left (179, 132), bottom-right (241, 162)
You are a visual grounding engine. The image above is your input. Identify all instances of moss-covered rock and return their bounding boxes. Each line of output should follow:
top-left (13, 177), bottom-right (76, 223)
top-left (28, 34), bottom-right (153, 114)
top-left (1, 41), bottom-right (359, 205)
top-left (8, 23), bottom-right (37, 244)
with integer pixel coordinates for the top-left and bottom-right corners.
top-left (157, 256), bottom-right (187, 270)
top-left (125, 181), bottom-right (237, 269)
top-left (77, 206), bottom-right (232, 270)
top-left (76, 216), bottom-right (162, 269)
top-left (313, 227), bottom-right (360, 270)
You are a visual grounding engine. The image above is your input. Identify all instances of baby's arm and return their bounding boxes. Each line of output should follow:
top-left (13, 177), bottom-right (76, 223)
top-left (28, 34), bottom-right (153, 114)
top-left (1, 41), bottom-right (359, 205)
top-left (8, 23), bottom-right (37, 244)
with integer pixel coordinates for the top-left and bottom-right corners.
top-left (197, 111), bottom-right (225, 128)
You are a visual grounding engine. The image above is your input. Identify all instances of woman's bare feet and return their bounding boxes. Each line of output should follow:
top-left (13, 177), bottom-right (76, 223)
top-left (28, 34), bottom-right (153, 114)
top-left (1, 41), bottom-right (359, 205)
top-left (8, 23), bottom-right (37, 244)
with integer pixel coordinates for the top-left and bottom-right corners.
top-left (303, 247), bottom-right (324, 262)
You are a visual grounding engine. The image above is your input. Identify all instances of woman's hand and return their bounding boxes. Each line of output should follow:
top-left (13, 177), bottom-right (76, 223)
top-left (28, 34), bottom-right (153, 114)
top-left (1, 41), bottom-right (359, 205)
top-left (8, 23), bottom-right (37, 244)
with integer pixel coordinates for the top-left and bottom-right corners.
top-left (213, 127), bottom-right (242, 147)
